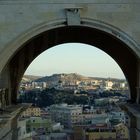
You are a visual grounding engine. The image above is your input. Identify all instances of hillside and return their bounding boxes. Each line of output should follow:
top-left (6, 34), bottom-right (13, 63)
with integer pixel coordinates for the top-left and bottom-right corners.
top-left (34, 73), bottom-right (88, 82)
top-left (34, 73), bottom-right (125, 83)
top-left (22, 75), bottom-right (42, 83)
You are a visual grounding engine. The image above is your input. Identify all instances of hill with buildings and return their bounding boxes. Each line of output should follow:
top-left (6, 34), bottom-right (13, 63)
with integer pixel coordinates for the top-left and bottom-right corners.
top-left (21, 73), bottom-right (127, 92)
top-left (32, 73), bottom-right (125, 83)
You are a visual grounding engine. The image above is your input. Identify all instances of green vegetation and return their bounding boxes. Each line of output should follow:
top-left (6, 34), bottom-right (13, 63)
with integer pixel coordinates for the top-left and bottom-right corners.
top-left (18, 88), bottom-right (88, 107)
top-left (18, 88), bottom-right (125, 107)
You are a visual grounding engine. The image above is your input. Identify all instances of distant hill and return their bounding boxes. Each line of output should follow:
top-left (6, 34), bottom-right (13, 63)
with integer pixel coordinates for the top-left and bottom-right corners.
top-left (33, 73), bottom-right (125, 83)
top-left (35, 73), bottom-right (90, 82)
top-left (22, 75), bottom-right (42, 83)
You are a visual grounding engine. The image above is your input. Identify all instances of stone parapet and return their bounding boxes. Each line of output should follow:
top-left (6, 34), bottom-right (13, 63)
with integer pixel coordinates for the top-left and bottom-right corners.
top-left (0, 104), bottom-right (31, 140)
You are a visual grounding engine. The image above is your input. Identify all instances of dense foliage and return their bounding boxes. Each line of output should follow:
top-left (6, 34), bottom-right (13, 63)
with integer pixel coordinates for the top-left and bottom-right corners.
top-left (18, 88), bottom-right (124, 107)
top-left (18, 88), bottom-right (88, 107)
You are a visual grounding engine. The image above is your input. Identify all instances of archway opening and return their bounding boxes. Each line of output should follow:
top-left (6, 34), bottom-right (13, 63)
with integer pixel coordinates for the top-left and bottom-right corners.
top-left (18, 43), bottom-right (130, 105)
top-left (8, 26), bottom-right (138, 104)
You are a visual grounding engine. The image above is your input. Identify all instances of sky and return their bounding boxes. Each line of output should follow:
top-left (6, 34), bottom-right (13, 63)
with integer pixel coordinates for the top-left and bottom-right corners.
top-left (25, 43), bottom-right (125, 79)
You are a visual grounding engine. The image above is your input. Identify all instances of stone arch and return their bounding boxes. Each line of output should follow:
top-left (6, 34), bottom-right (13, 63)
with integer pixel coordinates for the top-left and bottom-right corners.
top-left (0, 19), bottom-right (139, 104)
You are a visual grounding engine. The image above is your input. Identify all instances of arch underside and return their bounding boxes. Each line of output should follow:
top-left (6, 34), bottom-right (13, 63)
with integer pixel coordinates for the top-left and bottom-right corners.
top-left (9, 26), bottom-right (138, 103)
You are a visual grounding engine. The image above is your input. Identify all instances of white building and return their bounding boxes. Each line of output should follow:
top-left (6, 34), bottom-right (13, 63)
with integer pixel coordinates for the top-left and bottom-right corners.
top-left (105, 80), bottom-right (114, 90)
top-left (18, 118), bottom-right (33, 140)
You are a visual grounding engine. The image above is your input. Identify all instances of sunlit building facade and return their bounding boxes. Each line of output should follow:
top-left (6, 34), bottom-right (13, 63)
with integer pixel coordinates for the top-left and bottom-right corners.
top-left (21, 107), bottom-right (41, 117)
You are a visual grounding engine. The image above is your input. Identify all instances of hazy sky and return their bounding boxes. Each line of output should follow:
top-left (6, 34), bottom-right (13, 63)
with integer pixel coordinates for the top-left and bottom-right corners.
top-left (25, 43), bottom-right (125, 79)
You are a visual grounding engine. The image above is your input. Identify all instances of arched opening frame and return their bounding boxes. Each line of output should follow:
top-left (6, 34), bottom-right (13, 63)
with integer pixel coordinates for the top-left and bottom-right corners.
top-left (0, 19), bottom-right (139, 104)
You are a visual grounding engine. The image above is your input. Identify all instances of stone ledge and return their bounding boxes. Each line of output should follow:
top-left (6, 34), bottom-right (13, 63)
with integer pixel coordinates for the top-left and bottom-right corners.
top-left (119, 103), bottom-right (140, 133)
top-left (119, 103), bottom-right (140, 118)
top-left (0, 103), bottom-right (31, 140)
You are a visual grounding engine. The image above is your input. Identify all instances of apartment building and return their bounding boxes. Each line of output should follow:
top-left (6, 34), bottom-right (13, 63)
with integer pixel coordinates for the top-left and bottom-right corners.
top-left (50, 104), bottom-right (83, 128)
top-left (21, 107), bottom-right (41, 117)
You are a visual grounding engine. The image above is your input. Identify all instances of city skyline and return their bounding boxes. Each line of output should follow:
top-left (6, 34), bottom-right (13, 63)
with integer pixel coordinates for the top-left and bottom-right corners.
top-left (25, 43), bottom-right (125, 79)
